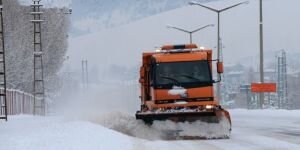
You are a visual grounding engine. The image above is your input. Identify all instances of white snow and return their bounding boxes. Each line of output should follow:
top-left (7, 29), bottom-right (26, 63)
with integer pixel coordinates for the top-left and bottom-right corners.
top-left (4, 0), bottom-right (300, 149)
top-left (0, 115), bottom-right (132, 150)
top-left (168, 86), bottom-right (187, 96)
top-left (1, 109), bottom-right (300, 150)
top-left (86, 111), bottom-right (230, 140)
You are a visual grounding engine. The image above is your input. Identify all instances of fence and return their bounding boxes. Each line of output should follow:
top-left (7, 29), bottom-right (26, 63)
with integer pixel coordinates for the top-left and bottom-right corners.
top-left (1, 80), bottom-right (139, 117)
top-left (0, 89), bottom-right (37, 115)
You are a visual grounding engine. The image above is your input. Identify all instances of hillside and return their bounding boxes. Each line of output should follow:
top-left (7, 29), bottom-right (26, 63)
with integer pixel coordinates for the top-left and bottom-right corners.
top-left (68, 0), bottom-right (300, 72)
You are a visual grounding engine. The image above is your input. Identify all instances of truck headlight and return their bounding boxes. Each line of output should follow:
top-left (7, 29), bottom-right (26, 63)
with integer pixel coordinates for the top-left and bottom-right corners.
top-left (205, 105), bottom-right (214, 109)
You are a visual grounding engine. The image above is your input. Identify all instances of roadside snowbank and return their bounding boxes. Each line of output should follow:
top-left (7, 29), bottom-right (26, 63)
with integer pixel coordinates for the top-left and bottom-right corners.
top-left (0, 116), bottom-right (132, 150)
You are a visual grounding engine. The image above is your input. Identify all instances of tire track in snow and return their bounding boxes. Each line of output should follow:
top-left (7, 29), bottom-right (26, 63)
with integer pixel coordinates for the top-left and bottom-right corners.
top-left (215, 129), bottom-right (300, 150)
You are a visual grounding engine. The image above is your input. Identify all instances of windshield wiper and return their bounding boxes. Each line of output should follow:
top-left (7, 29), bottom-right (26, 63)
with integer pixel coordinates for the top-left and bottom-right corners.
top-left (176, 74), bottom-right (212, 84)
top-left (159, 75), bottom-right (181, 86)
top-left (176, 74), bottom-right (202, 82)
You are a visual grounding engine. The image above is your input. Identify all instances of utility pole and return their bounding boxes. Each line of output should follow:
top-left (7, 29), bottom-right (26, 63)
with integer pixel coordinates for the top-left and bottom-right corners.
top-left (82, 60), bottom-right (88, 89)
top-left (31, 0), bottom-right (45, 115)
top-left (0, 0), bottom-right (8, 121)
top-left (276, 50), bottom-right (287, 109)
top-left (259, 0), bottom-right (264, 109)
top-left (86, 60), bottom-right (88, 89)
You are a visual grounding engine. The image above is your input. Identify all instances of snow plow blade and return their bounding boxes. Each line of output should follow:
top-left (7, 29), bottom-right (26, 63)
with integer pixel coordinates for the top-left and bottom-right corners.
top-left (136, 109), bottom-right (231, 139)
top-left (136, 109), bottom-right (231, 124)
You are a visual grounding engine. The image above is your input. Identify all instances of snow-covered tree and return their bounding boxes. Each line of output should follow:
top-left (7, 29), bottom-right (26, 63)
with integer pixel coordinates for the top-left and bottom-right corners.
top-left (2, 0), bottom-right (70, 94)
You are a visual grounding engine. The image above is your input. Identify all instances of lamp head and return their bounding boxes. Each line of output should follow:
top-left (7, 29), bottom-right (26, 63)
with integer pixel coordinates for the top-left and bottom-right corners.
top-left (244, 1), bottom-right (250, 4)
top-left (166, 25), bottom-right (174, 29)
top-left (188, 1), bottom-right (199, 5)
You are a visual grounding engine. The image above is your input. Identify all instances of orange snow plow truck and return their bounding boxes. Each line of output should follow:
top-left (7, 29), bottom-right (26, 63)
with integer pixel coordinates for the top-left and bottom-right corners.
top-left (136, 44), bottom-right (231, 138)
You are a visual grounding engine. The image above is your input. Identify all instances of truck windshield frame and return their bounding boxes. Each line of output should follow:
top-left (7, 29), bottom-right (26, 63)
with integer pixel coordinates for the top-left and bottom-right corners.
top-left (153, 60), bottom-right (213, 89)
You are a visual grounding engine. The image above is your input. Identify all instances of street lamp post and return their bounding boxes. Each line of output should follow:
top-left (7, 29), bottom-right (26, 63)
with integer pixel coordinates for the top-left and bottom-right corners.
top-left (189, 1), bottom-right (248, 101)
top-left (167, 24), bottom-right (214, 44)
top-left (259, 0), bottom-right (264, 109)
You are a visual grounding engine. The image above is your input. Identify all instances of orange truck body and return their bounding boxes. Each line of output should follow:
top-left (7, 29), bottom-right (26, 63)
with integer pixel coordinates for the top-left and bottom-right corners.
top-left (136, 44), bottom-right (231, 126)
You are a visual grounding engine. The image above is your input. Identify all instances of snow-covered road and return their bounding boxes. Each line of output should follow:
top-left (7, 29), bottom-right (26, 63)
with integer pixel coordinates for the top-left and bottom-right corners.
top-left (210, 109), bottom-right (300, 149)
top-left (1, 109), bottom-right (299, 150)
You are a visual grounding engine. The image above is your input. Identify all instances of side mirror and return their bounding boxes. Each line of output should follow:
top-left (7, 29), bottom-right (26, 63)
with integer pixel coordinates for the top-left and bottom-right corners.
top-left (139, 78), bottom-right (144, 83)
top-left (217, 62), bottom-right (224, 74)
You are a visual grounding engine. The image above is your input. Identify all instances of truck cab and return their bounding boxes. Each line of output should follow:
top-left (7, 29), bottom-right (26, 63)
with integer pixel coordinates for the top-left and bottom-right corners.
top-left (136, 44), bottom-right (230, 125)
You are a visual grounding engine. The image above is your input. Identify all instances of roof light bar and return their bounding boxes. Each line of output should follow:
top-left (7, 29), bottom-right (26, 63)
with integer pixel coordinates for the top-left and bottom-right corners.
top-left (161, 44), bottom-right (198, 50)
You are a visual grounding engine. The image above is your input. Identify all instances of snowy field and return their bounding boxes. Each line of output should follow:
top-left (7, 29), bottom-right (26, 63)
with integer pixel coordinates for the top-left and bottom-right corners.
top-left (1, 109), bottom-right (300, 150)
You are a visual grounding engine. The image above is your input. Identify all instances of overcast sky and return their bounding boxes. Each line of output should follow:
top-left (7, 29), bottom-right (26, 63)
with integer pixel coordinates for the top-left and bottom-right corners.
top-left (66, 0), bottom-right (300, 72)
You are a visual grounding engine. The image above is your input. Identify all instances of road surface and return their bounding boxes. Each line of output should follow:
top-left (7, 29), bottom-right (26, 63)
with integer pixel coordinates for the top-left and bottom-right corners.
top-left (1, 109), bottom-right (299, 150)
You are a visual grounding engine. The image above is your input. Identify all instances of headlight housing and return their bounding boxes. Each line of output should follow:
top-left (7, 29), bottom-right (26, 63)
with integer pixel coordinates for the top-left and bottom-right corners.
top-left (205, 105), bottom-right (214, 109)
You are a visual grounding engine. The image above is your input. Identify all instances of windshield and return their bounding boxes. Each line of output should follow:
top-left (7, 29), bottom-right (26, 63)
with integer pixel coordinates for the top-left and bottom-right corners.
top-left (154, 60), bottom-right (212, 89)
